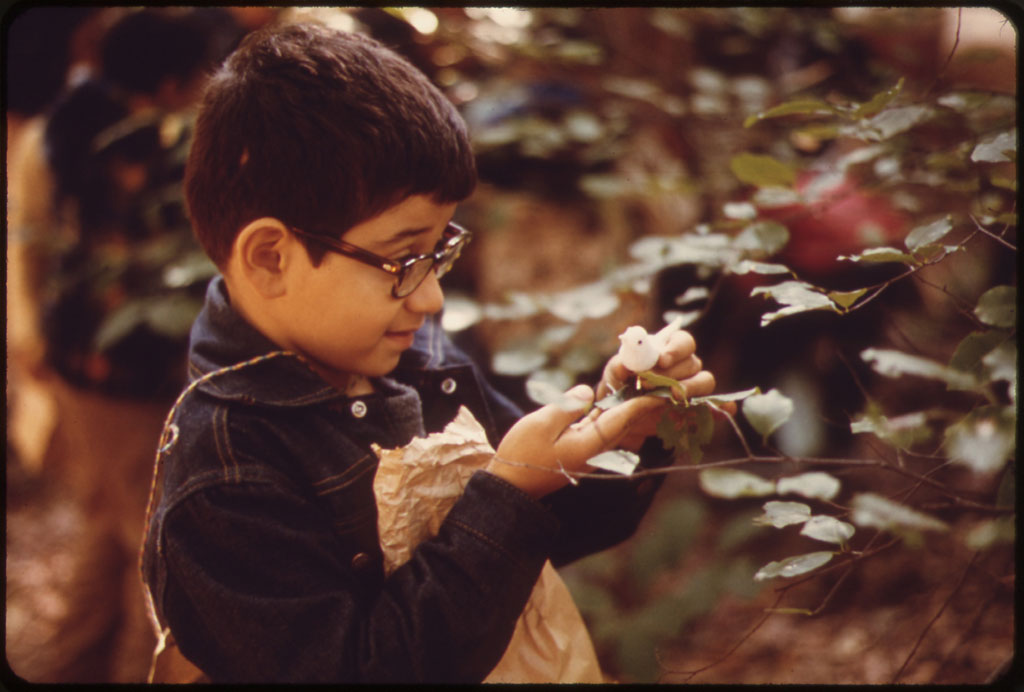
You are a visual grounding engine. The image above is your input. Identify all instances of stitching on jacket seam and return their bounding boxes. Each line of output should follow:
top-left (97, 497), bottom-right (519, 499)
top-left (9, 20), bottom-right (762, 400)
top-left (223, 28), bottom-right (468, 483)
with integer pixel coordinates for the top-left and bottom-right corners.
top-left (312, 454), bottom-right (375, 490)
top-left (213, 405), bottom-right (241, 483)
top-left (447, 517), bottom-right (525, 572)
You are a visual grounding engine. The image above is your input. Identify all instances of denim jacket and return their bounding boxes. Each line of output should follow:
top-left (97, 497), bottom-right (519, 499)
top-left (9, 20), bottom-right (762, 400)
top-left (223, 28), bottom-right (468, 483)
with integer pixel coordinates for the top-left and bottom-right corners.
top-left (141, 277), bottom-right (670, 683)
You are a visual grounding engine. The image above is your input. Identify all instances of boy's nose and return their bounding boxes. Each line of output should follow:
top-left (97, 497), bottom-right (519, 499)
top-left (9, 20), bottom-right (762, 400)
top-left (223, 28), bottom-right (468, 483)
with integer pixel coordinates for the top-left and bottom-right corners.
top-left (405, 269), bottom-right (444, 315)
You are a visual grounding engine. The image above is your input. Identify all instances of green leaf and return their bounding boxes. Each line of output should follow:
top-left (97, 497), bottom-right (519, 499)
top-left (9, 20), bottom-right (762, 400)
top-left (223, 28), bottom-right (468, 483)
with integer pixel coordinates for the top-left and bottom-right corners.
top-left (765, 607), bottom-right (816, 616)
top-left (852, 78), bottom-right (905, 119)
top-left (944, 406), bottom-right (1016, 475)
top-left (838, 246), bottom-right (918, 265)
top-left (699, 468), bottom-right (775, 499)
top-left (850, 493), bottom-right (949, 532)
top-left (492, 344), bottom-right (547, 376)
top-left (850, 409), bottom-right (933, 449)
top-left (905, 216), bottom-right (954, 252)
top-left (800, 516), bottom-right (855, 545)
top-left (144, 294), bottom-right (204, 338)
top-left (545, 281), bottom-right (620, 323)
top-left (776, 471), bottom-right (841, 501)
top-left (974, 285), bottom-right (1016, 328)
top-left (93, 301), bottom-right (147, 352)
top-left (638, 370), bottom-right (688, 402)
top-left (729, 153), bottom-right (797, 188)
top-left (744, 99), bottom-right (838, 128)
top-left (735, 220), bottom-right (790, 256)
top-left (525, 369), bottom-right (576, 407)
top-left (971, 130), bottom-right (1016, 163)
top-left (982, 340), bottom-right (1017, 386)
top-left (730, 260), bottom-right (793, 276)
top-left (753, 501), bottom-right (811, 528)
top-left (691, 386), bottom-right (761, 406)
top-left (742, 388), bottom-right (794, 438)
top-left (587, 450), bottom-right (640, 475)
top-left (861, 347), bottom-right (977, 389)
top-left (161, 251), bottom-right (217, 288)
top-left (440, 294), bottom-right (483, 332)
top-left (656, 409), bottom-right (685, 452)
top-left (674, 285), bottom-right (711, 307)
top-left (753, 551), bottom-right (835, 581)
top-left (856, 105), bottom-right (934, 141)
top-left (965, 516), bottom-right (1016, 550)
top-left (687, 404), bottom-right (715, 464)
top-left (827, 288), bottom-right (868, 310)
top-left (949, 330), bottom-right (1011, 375)
top-left (751, 280), bottom-right (838, 325)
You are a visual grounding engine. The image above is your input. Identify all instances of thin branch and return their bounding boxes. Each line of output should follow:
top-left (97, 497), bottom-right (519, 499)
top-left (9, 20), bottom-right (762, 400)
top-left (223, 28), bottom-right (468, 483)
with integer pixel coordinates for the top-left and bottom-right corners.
top-left (489, 451), bottom-right (1008, 511)
top-left (925, 7), bottom-right (962, 97)
top-left (843, 228), bottom-right (982, 315)
top-left (781, 534), bottom-right (901, 592)
top-left (929, 590), bottom-right (998, 682)
top-left (891, 551), bottom-right (978, 683)
top-left (910, 272), bottom-right (990, 330)
top-left (969, 213), bottom-right (1017, 251)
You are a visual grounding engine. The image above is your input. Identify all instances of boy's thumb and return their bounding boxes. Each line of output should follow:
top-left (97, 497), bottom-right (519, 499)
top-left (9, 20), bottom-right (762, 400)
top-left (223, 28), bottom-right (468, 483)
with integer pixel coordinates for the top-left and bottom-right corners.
top-left (540, 384), bottom-right (595, 428)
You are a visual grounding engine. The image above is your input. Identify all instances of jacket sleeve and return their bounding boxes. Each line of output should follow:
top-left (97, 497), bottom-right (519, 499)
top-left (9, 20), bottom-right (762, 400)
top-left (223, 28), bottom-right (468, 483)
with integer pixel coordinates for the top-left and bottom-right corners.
top-left (437, 326), bottom-right (675, 567)
top-left (159, 469), bottom-right (557, 683)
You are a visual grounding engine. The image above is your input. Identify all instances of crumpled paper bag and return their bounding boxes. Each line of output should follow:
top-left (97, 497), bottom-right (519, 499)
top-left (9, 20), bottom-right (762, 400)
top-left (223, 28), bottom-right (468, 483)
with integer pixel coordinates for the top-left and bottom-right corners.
top-left (372, 406), bottom-right (604, 683)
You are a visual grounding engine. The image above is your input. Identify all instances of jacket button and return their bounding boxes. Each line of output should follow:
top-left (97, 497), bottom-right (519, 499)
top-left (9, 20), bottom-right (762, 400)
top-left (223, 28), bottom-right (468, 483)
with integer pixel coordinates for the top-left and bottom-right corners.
top-left (351, 552), bottom-right (371, 570)
top-left (440, 377), bottom-right (457, 395)
top-left (351, 401), bottom-right (368, 418)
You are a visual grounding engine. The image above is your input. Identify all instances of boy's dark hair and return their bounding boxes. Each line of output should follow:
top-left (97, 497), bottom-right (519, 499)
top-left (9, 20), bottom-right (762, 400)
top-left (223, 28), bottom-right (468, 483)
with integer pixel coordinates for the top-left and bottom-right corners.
top-left (185, 22), bottom-right (477, 268)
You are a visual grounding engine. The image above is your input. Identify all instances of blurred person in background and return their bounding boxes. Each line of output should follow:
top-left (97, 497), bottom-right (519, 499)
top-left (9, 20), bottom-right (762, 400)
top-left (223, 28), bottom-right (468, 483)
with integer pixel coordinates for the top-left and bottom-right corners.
top-left (5, 7), bottom-right (256, 682)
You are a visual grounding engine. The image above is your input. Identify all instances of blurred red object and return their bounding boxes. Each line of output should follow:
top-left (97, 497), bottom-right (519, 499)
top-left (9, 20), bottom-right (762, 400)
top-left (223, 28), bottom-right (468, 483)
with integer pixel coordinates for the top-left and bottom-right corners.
top-left (758, 170), bottom-right (909, 276)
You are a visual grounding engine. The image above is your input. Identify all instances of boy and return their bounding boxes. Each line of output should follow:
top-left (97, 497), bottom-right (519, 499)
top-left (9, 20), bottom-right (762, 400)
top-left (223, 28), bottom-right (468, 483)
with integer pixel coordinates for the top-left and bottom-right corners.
top-left (141, 22), bottom-right (717, 683)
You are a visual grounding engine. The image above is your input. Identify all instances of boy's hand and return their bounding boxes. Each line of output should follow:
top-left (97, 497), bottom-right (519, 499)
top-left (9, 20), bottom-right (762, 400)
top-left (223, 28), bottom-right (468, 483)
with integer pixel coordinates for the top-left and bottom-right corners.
top-left (596, 330), bottom-right (720, 451)
top-left (487, 385), bottom-right (666, 498)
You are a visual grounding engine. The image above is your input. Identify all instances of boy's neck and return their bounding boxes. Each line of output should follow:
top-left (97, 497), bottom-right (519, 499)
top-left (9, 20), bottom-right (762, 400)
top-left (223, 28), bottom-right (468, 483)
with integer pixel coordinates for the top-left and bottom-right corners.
top-left (222, 273), bottom-right (375, 397)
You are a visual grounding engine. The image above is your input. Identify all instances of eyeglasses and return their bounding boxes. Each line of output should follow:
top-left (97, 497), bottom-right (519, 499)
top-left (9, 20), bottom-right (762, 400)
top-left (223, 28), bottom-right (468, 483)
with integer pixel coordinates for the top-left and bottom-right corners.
top-left (288, 221), bottom-right (472, 298)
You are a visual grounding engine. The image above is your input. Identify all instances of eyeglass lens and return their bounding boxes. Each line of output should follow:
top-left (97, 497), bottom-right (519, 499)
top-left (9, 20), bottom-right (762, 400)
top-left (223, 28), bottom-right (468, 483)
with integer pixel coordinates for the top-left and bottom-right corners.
top-left (394, 232), bottom-right (466, 298)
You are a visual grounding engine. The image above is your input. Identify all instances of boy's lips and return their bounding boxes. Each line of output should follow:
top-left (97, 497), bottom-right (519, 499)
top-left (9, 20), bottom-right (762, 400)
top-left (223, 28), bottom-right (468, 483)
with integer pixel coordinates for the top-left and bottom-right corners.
top-left (383, 323), bottom-right (422, 348)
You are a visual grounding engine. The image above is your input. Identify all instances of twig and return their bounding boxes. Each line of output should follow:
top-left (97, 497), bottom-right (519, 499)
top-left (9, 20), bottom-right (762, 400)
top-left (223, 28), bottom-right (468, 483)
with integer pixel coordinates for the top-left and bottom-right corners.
top-left (928, 590), bottom-right (998, 682)
top-left (925, 7), bottom-right (962, 97)
top-left (891, 551), bottom-right (978, 683)
top-left (844, 228), bottom-right (981, 315)
top-left (910, 272), bottom-right (990, 330)
top-left (709, 402), bottom-right (755, 459)
top-left (489, 451), bottom-right (1007, 511)
top-left (969, 213), bottom-right (1017, 251)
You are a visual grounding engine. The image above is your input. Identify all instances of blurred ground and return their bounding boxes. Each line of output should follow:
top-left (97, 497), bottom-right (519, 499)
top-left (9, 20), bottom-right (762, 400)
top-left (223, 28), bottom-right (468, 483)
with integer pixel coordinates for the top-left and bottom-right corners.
top-left (558, 467), bottom-right (1016, 685)
top-left (657, 516), bottom-right (1014, 684)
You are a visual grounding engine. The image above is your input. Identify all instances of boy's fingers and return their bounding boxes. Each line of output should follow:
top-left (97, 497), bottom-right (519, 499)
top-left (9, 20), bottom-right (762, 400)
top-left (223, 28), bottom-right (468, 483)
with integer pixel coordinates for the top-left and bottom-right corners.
top-left (656, 331), bottom-right (696, 367)
top-left (678, 370), bottom-right (716, 398)
top-left (532, 384), bottom-right (595, 438)
top-left (558, 394), bottom-right (665, 460)
top-left (656, 353), bottom-right (702, 379)
top-left (598, 357), bottom-right (630, 397)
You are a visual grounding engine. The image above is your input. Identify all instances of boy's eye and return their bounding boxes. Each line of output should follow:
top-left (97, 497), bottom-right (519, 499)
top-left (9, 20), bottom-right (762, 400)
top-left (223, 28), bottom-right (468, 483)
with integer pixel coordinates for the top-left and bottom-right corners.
top-left (391, 250), bottom-right (419, 264)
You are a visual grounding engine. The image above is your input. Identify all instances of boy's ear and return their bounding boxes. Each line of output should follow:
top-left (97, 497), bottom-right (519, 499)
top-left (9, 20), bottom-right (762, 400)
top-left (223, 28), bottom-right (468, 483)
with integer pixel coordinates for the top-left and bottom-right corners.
top-left (233, 218), bottom-right (300, 298)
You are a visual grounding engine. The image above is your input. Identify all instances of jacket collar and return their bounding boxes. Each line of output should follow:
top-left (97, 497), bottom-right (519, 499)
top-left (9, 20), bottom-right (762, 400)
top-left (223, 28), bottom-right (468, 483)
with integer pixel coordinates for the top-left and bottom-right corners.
top-left (187, 277), bottom-right (456, 407)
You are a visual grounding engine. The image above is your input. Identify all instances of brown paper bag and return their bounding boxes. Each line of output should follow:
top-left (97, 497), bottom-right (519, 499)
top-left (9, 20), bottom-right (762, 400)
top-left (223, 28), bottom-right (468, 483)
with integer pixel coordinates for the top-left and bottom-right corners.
top-left (372, 406), bottom-right (604, 683)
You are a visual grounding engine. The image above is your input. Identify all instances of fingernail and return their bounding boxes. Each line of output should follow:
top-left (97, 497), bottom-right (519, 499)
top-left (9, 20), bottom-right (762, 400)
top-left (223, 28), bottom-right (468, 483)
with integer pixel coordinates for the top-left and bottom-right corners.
top-left (566, 384), bottom-right (593, 401)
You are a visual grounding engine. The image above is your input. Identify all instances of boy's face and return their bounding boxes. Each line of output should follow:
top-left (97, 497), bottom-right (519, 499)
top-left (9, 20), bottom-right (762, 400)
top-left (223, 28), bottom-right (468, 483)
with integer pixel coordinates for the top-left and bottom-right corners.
top-left (274, 195), bottom-right (456, 390)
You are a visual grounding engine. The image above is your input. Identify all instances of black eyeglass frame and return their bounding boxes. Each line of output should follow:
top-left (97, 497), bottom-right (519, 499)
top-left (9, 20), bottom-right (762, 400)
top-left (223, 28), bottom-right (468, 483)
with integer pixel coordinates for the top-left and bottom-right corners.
top-left (288, 221), bottom-right (472, 298)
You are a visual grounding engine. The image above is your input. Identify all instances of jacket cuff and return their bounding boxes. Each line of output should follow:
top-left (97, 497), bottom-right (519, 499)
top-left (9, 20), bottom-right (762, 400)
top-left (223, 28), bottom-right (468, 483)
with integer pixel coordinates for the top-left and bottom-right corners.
top-left (444, 470), bottom-right (560, 572)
